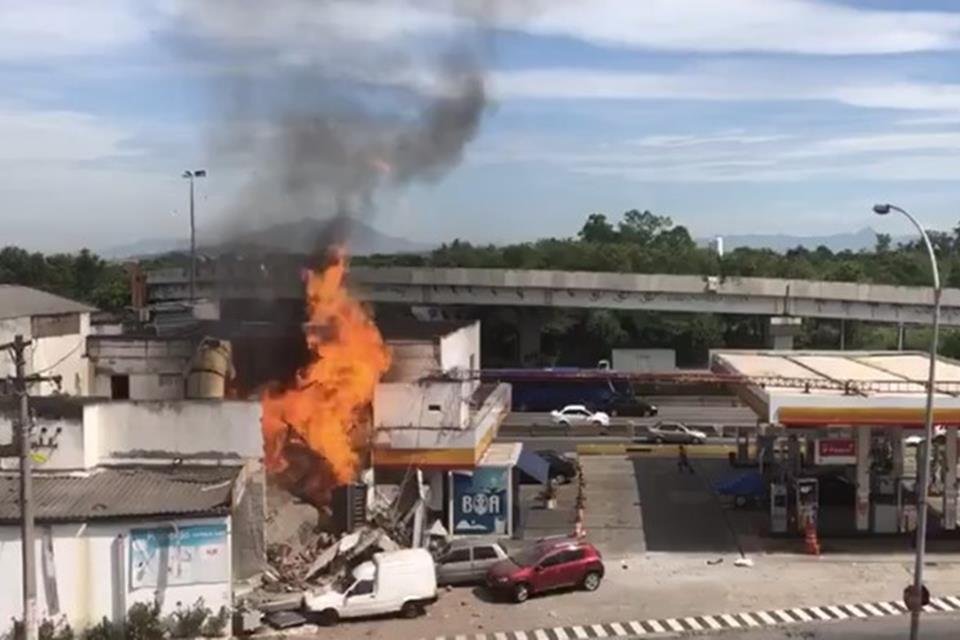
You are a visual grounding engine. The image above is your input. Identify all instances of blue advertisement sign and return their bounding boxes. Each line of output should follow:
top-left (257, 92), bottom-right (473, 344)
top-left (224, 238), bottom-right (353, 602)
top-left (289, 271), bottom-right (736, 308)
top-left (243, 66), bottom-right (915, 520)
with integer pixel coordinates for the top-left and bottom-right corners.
top-left (130, 523), bottom-right (228, 588)
top-left (451, 467), bottom-right (509, 535)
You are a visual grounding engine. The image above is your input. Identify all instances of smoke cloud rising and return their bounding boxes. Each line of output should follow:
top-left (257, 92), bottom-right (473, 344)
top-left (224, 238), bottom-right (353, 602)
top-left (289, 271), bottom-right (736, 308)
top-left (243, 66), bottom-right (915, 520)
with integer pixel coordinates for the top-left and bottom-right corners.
top-left (177, 0), bottom-right (512, 244)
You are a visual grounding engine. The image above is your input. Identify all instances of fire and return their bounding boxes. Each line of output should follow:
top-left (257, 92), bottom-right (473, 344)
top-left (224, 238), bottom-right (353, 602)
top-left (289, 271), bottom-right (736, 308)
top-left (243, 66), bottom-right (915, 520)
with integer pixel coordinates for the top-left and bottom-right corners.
top-left (261, 249), bottom-right (391, 498)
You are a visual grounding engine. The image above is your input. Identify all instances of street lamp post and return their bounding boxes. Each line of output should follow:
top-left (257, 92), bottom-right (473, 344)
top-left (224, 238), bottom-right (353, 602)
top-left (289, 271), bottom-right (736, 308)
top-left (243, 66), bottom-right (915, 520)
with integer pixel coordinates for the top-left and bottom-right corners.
top-left (182, 169), bottom-right (207, 301)
top-left (873, 203), bottom-right (941, 640)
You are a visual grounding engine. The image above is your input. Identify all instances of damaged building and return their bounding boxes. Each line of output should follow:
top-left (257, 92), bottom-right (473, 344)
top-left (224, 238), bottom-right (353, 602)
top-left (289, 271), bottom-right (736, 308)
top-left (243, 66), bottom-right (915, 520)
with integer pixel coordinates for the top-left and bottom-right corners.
top-left (0, 398), bottom-right (266, 633)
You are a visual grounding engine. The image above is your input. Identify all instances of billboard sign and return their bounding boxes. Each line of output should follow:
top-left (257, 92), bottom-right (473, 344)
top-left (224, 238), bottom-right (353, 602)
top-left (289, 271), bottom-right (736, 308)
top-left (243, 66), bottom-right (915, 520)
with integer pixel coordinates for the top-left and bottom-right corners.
top-left (451, 467), bottom-right (509, 535)
top-left (130, 523), bottom-right (228, 589)
top-left (815, 438), bottom-right (856, 465)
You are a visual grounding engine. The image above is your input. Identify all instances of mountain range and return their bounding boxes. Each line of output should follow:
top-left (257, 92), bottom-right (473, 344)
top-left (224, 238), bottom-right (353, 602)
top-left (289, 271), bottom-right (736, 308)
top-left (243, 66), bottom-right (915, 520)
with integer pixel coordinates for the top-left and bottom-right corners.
top-left (101, 218), bottom-right (431, 259)
top-left (705, 227), bottom-right (901, 254)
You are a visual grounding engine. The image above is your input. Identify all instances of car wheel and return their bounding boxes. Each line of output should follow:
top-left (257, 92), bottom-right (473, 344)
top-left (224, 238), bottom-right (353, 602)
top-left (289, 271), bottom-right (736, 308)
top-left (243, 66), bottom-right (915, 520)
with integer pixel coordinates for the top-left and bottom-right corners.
top-left (401, 602), bottom-right (423, 619)
top-left (316, 609), bottom-right (339, 626)
top-left (582, 571), bottom-right (602, 592)
top-left (555, 473), bottom-right (567, 485)
top-left (655, 437), bottom-right (663, 444)
top-left (734, 495), bottom-right (748, 508)
top-left (513, 583), bottom-right (531, 603)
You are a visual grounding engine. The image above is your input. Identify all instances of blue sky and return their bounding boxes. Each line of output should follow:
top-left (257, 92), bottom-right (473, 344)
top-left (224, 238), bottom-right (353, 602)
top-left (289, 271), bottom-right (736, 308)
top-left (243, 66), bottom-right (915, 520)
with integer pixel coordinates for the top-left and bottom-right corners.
top-left (5, 0), bottom-right (960, 252)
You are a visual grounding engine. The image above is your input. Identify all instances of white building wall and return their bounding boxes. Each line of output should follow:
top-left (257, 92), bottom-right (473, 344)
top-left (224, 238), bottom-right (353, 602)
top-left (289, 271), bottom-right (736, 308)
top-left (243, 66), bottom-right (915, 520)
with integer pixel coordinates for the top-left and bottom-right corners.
top-left (373, 382), bottom-right (470, 429)
top-left (439, 322), bottom-right (480, 375)
top-left (612, 348), bottom-right (676, 373)
top-left (0, 516), bottom-right (231, 635)
top-left (0, 314), bottom-right (91, 396)
top-left (85, 401), bottom-right (263, 464)
top-left (0, 415), bottom-right (85, 471)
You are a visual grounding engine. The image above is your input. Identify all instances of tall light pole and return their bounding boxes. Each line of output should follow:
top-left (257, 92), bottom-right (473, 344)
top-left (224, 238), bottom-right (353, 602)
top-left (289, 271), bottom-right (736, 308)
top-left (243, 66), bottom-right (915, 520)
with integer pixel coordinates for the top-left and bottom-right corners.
top-left (873, 203), bottom-right (940, 640)
top-left (182, 169), bottom-right (207, 301)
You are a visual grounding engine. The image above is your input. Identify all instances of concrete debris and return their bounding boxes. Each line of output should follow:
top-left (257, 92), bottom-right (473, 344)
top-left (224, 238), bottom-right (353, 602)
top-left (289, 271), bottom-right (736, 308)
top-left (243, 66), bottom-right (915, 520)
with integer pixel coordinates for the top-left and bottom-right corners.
top-left (263, 524), bottom-right (403, 592)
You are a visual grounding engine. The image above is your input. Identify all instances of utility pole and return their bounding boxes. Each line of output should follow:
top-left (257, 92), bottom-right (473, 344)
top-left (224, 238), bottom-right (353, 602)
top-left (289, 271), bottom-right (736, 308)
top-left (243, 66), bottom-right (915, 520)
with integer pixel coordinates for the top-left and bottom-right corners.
top-left (1, 335), bottom-right (61, 640)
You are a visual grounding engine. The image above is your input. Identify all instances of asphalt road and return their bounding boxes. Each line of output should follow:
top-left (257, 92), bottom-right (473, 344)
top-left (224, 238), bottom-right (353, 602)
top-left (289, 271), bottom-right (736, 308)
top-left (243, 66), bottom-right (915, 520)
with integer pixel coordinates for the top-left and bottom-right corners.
top-left (494, 436), bottom-right (733, 453)
top-left (503, 405), bottom-right (757, 428)
top-left (697, 613), bottom-right (959, 639)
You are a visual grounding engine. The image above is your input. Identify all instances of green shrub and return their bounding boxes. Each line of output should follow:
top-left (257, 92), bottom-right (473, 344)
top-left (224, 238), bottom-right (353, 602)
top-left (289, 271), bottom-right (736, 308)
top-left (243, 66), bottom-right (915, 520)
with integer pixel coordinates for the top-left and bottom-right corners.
top-left (79, 618), bottom-right (122, 640)
top-left (125, 603), bottom-right (164, 640)
top-left (38, 618), bottom-right (73, 640)
top-left (167, 600), bottom-right (210, 639)
top-left (200, 607), bottom-right (229, 638)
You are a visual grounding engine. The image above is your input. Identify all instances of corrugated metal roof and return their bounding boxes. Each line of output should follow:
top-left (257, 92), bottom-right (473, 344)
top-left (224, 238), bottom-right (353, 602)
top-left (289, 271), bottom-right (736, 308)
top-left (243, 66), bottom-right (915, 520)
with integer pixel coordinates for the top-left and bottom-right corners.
top-left (0, 466), bottom-right (239, 523)
top-left (0, 285), bottom-right (97, 320)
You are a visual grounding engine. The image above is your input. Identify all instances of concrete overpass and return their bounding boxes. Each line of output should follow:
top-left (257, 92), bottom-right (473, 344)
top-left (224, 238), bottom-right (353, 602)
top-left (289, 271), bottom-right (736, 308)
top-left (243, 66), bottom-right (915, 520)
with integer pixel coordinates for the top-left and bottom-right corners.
top-left (147, 265), bottom-right (959, 327)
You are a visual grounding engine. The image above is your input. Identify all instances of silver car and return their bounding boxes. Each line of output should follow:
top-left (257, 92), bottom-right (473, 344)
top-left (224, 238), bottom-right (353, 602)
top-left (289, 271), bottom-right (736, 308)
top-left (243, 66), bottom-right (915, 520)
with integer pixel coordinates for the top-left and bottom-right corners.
top-left (645, 421), bottom-right (707, 444)
top-left (435, 538), bottom-right (508, 585)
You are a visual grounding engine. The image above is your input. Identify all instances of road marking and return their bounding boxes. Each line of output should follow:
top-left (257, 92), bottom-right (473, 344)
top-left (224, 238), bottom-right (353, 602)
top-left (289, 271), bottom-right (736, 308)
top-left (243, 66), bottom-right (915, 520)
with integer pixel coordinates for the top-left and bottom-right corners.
top-left (755, 611), bottom-right (778, 625)
top-left (589, 624), bottom-right (608, 637)
top-left (570, 626), bottom-right (588, 639)
top-left (825, 605), bottom-right (849, 619)
top-left (807, 606), bottom-right (832, 621)
top-left (625, 620), bottom-right (645, 635)
top-left (551, 628), bottom-right (569, 640)
top-left (645, 620), bottom-right (666, 633)
top-left (493, 633), bottom-right (508, 640)
top-left (607, 622), bottom-right (626, 636)
top-left (701, 615), bottom-right (724, 630)
top-left (663, 619), bottom-right (684, 632)
top-left (789, 608), bottom-right (813, 622)
top-left (514, 633), bottom-right (528, 640)
top-left (772, 610), bottom-right (795, 623)
top-left (929, 597), bottom-right (953, 611)
top-left (532, 630), bottom-right (548, 640)
top-left (860, 603), bottom-right (885, 617)
top-left (738, 612), bottom-right (761, 628)
top-left (720, 614), bottom-right (742, 628)
top-left (683, 617), bottom-right (704, 631)
top-left (842, 604), bottom-right (868, 618)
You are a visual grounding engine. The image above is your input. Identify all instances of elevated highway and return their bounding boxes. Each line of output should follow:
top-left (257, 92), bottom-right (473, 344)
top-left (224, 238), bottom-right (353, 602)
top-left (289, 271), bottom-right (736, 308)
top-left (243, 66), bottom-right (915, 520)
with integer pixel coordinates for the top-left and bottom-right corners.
top-left (147, 265), bottom-right (960, 326)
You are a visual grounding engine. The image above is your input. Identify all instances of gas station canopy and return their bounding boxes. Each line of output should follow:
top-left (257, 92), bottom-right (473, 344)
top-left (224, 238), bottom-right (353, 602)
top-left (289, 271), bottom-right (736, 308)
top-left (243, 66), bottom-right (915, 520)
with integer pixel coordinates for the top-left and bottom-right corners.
top-left (711, 350), bottom-right (960, 427)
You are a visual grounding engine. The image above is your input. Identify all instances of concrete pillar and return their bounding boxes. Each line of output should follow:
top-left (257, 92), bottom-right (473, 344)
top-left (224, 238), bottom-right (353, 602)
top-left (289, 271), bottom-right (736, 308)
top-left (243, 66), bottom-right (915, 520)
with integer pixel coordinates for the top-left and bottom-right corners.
top-left (897, 323), bottom-right (905, 351)
top-left (856, 427), bottom-right (871, 532)
top-left (891, 427), bottom-right (904, 478)
top-left (839, 319), bottom-right (846, 350)
top-left (767, 316), bottom-right (802, 350)
top-left (517, 314), bottom-right (542, 365)
top-left (944, 426), bottom-right (958, 530)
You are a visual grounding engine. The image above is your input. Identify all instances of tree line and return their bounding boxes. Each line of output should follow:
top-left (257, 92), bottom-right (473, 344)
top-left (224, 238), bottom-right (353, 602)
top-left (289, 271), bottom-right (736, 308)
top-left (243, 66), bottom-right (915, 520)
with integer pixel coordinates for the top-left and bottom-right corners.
top-left (357, 209), bottom-right (960, 365)
top-left (0, 247), bottom-right (129, 311)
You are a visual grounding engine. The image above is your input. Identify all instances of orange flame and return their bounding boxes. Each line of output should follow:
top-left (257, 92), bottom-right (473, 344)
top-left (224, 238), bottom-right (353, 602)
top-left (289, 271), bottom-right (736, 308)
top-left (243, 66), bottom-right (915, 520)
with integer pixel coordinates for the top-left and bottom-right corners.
top-left (261, 250), bottom-right (391, 495)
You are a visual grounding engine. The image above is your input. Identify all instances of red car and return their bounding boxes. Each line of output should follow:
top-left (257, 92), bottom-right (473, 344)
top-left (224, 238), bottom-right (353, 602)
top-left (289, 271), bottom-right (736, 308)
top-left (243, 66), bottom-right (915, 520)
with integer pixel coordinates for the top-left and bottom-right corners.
top-left (485, 538), bottom-right (604, 603)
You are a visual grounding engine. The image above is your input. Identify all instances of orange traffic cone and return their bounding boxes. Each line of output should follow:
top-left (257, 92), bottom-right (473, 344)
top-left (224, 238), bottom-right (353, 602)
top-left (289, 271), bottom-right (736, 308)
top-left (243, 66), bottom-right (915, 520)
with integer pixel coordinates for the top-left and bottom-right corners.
top-left (804, 519), bottom-right (821, 555)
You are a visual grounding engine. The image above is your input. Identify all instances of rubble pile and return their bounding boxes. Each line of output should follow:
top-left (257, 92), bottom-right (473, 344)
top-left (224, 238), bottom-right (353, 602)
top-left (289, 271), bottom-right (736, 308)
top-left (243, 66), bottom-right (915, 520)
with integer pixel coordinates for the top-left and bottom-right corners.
top-left (262, 525), bottom-right (401, 592)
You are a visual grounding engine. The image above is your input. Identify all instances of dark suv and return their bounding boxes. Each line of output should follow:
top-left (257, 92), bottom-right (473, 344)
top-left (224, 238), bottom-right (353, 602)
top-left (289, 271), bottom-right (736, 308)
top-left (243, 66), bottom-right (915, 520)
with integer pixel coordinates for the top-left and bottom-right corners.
top-left (485, 539), bottom-right (604, 603)
top-left (605, 396), bottom-right (658, 417)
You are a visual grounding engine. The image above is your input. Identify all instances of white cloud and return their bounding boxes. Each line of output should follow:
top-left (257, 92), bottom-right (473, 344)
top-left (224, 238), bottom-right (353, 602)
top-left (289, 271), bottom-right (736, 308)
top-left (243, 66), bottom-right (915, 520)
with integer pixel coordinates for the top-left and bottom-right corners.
top-left (0, 106), bottom-right (141, 163)
top-left (469, 125), bottom-right (960, 184)
top-left (503, 0), bottom-right (960, 55)
top-left (0, 1), bottom-right (151, 60)
top-left (490, 66), bottom-right (960, 113)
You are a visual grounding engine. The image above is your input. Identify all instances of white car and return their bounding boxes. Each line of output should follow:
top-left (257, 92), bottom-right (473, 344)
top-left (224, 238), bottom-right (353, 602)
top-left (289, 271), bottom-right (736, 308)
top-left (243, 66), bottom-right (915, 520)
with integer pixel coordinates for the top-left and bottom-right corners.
top-left (551, 404), bottom-right (610, 427)
top-left (303, 549), bottom-right (437, 626)
top-left (645, 421), bottom-right (707, 444)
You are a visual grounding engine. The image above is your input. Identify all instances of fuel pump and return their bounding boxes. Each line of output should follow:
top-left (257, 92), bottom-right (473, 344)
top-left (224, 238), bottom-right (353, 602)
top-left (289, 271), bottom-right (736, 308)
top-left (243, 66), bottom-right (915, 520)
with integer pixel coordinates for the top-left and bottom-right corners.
top-left (770, 482), bottom-right (788, 533)
top-left (795, 477), bottom-right (819, 534)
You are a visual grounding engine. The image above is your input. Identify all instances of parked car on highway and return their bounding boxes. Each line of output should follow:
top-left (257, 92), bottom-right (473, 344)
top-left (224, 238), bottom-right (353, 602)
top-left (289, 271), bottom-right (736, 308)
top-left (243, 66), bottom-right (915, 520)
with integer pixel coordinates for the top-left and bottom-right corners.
top-left (605, 396), bottom-right (658, 417)
top-left (536, 450), bottom-right (578, 484)
top-left (550, 404), bottom-right (610, 427)
top-left (486, 538), bottom-right (604, 603)
top-left (644, 421), bottom-right (707, 444)
top-left (434, 538), bottom-right (508, 585)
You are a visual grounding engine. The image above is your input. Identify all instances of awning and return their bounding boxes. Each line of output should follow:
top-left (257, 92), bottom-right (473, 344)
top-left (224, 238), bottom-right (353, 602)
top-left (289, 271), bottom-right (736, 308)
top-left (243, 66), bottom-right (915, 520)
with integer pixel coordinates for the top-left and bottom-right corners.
top-left (516, 447), bottom-right (549, 485)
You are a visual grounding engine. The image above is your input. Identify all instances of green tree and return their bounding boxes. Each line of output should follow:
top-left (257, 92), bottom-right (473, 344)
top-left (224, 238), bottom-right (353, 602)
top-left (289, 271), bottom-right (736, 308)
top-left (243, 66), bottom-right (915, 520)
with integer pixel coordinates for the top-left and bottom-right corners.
top-left (618, 209), bottom-right (672, 245)
top-left (579, 214), bottom-right (618, 243)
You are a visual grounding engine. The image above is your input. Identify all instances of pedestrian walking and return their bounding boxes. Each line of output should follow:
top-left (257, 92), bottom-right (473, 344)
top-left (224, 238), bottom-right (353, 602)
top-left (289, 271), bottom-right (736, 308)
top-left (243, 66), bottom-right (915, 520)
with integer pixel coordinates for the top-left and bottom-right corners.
top-left (678, 444), bottom-right (694, 474)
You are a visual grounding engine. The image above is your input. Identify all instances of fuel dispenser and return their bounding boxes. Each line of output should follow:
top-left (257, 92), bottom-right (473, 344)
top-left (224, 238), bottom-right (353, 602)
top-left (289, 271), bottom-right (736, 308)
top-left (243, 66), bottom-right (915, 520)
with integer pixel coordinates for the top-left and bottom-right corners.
top-left (770, 482), bottom-right (788, 533)
top-left (795, 477), bottom-right (819, 533)
top-left (872, 475), bottom-right (902, 533)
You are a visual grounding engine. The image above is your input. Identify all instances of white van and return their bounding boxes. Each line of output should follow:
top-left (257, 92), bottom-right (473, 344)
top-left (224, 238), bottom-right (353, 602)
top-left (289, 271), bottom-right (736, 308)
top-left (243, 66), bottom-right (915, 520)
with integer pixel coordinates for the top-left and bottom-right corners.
top-left (303, 548), bottom-right (438, 626)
